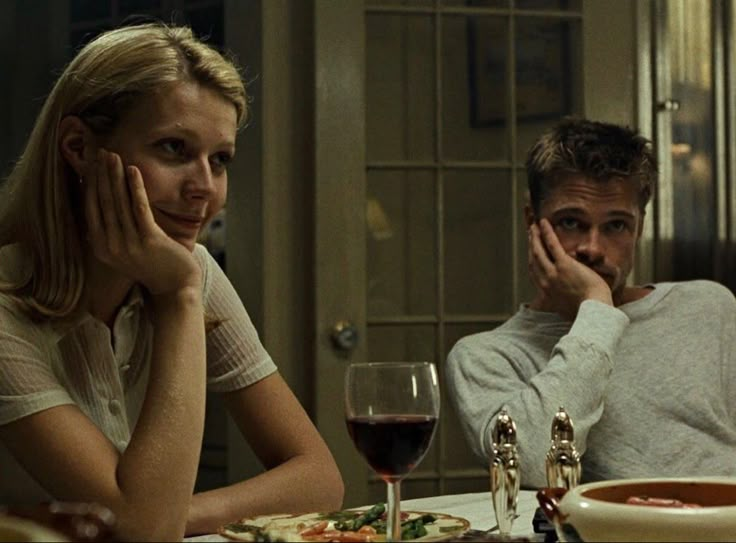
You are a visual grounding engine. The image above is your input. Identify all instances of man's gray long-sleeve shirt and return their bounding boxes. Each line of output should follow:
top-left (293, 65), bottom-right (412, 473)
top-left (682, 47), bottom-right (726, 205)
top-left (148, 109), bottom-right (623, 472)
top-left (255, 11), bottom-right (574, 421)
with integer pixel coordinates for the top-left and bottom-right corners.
top-left (446, 280), bottom-right (736, 488)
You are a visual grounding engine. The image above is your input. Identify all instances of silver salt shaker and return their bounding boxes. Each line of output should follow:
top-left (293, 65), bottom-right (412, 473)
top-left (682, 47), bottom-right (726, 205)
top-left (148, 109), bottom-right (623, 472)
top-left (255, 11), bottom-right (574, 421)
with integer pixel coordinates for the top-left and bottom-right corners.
top-left (545, 406), bottom-right (581, 489)
top-left (489, 409), bottom-right (520, 536)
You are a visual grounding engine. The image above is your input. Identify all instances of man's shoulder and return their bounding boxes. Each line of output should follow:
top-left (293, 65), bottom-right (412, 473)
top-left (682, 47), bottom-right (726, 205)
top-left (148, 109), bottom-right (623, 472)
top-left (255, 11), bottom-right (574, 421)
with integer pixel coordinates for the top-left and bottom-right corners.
top-left (650, 280), bottom-right (736, 318)
top-left (665, 279), bottom-right (734, 302)
top-left (448, 309), bottom-right (548, 359)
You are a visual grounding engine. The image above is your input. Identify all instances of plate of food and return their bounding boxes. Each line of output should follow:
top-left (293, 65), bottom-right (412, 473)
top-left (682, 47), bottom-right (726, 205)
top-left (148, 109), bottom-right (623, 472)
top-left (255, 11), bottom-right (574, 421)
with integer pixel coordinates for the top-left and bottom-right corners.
top-left (219, 503), bottom-right (470, 542)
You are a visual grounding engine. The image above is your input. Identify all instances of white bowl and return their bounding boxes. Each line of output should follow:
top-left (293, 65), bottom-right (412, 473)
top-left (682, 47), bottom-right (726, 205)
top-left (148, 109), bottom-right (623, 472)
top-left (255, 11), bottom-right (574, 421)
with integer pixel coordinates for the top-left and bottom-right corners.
top-left (537, 477), bottom-right (736, 542)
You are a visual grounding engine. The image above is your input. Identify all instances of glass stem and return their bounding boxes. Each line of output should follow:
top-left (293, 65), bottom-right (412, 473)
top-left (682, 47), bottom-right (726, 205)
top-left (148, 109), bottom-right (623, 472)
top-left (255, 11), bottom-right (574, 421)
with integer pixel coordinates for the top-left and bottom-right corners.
top-left (387, 479), bottom-right (402, 542)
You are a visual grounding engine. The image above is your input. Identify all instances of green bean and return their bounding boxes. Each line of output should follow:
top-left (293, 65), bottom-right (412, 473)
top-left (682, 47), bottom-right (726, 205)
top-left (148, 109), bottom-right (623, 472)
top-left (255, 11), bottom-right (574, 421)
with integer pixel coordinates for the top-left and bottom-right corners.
top-left (335, 503), bottom-right (386, 531)
top-left (335, 504), bottom-right (436, 540)
top-left (401, 516), bottom-right (432, 540)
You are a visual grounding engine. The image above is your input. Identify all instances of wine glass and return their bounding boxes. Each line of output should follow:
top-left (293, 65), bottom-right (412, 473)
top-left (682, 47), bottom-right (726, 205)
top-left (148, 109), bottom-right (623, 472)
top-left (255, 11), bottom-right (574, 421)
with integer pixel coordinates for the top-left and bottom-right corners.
top-left (345, 362), bottom-right (440, 542)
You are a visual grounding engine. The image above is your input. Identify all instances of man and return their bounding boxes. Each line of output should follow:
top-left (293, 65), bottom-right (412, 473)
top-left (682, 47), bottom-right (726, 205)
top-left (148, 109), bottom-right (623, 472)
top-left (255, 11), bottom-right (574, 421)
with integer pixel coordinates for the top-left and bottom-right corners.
top-left (446, 117), bottom-right (736, 488)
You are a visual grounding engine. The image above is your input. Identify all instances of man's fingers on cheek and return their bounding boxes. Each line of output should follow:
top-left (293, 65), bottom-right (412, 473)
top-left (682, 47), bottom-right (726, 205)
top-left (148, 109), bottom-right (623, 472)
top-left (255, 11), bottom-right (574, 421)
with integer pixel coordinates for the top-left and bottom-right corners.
top-left (531, 223), bottom-right (543, 242)
top-left (529, 258), bottom-right (550, 285)
top-left (528, 264), bottom-right (543, 290)
top-left (531, 263), bottom-right (549, 290)
top-left (529, 228), bottom-right (543, 253)
top-left (540, 221), bottom-right (564, 254)
top-left (538, 219), bottom-right (555, 241)
top-left (533, 226), bottom-right (552, 255)
top-left (532, 239), bottom-right (552, 267)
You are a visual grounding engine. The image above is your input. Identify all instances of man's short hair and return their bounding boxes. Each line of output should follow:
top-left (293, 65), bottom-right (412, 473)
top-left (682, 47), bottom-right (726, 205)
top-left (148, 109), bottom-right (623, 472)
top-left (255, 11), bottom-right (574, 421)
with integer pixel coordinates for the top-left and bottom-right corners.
top-left (525, 117), bottom-right (658, 217)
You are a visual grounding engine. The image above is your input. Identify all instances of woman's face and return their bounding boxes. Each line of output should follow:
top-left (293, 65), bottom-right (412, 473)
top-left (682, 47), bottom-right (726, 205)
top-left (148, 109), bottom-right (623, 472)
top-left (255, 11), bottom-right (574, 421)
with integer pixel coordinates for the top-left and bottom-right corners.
top-left (100, 81), bottom-right (237, 251)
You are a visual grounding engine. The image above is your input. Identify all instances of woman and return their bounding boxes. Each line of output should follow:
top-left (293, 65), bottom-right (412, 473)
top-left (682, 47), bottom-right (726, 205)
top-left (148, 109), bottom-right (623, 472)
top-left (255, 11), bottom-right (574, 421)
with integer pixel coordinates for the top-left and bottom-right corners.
top-left (0, 23), bottom-right (343, 540)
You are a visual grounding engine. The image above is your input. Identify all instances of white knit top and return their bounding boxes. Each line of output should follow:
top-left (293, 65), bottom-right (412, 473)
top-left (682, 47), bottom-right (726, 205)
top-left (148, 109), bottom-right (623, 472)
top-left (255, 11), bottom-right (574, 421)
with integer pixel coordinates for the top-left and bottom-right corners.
top-left (0, 243), bottom-right (276, 504)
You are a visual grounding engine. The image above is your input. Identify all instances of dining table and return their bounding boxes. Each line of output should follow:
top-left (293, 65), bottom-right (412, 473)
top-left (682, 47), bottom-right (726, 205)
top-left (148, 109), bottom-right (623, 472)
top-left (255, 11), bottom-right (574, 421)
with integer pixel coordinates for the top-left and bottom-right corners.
top-left (184, 489), bottom-right (547, 542)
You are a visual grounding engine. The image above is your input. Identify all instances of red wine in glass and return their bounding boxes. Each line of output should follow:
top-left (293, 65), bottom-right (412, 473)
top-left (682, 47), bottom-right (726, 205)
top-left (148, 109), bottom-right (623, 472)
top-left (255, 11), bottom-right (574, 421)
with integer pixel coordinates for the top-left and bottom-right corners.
top-left (346, 415), bottom-right (438, 482)
top-left (344, 362), bottom-right (440, 542)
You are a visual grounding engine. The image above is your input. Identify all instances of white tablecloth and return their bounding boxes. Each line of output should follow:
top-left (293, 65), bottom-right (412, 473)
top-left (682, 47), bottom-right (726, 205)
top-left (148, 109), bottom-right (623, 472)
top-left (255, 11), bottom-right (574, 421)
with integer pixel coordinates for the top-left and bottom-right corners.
top-left (398, 490), bottom-right (540, 535)
top-left (185, 490), bottom-right (542, 542)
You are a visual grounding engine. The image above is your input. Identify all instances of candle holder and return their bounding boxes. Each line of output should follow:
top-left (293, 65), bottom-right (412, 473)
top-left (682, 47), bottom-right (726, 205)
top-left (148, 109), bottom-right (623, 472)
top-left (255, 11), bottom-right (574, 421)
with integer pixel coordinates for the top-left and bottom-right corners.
top-left (489, 409), bottom-right (520, 536)
top-left (545, 406), bottom-right (581, 489)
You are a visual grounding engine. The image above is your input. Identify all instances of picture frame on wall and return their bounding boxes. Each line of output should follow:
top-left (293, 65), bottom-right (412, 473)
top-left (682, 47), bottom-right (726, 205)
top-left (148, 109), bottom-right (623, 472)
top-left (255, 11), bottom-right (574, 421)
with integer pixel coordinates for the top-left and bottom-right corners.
top-left (467, 16), bottom-right (572, 127)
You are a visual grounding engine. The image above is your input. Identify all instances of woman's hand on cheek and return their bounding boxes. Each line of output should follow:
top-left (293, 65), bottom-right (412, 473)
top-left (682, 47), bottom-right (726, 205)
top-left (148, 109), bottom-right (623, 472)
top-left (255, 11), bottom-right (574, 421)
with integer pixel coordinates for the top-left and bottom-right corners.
top-left (83, 148), bottom-right (202, 296)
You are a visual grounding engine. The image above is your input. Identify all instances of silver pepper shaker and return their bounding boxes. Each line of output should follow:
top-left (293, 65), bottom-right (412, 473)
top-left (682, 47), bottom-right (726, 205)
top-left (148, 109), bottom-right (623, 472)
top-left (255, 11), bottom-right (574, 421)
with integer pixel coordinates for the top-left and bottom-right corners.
top-left (489, 409), bottom-right (520, 536)
top-left (545, 406), bottom-right (581, 489)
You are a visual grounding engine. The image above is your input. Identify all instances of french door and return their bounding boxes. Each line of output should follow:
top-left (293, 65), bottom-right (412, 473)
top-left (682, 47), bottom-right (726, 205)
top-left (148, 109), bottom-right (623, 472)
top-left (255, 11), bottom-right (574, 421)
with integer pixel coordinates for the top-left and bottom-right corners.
top-left (314, 0), bottom-right (583, 508)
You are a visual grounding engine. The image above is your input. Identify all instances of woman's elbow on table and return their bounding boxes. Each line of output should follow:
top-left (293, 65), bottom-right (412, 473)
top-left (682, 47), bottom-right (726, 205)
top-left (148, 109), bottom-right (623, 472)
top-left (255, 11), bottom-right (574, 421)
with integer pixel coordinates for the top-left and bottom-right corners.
top-left (314, 450), bottom-right (345, 511)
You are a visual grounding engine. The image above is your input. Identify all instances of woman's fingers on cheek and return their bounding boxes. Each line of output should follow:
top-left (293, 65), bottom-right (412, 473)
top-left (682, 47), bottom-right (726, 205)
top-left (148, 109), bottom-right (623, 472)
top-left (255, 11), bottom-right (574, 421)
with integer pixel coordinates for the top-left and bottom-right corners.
top-left (110, 152), bottom-right (127, 211)
top-left (100, 149), bottom-right (126, 254)
top-left (127, 165), bottom-right (156, 232)
top-left (112, 158), bottom-right (138, 240)
top-left (96, 151), bottom-right (114, 223)
top-left (83, 156), bottom-right (102, 237)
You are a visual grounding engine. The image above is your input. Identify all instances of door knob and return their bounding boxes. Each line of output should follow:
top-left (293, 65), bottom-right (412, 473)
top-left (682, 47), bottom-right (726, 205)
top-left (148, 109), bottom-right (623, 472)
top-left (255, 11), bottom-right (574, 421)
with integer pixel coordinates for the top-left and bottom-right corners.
top-left (331, 320), bottom-right (359, 353)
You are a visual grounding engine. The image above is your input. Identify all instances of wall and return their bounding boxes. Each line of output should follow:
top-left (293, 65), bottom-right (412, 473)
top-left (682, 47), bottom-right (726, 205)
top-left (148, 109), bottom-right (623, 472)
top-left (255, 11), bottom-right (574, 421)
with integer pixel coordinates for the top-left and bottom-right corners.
top-left (582, 0), bottom-right (654, 284)
top-left (0, 1), bottom-right (69, 181)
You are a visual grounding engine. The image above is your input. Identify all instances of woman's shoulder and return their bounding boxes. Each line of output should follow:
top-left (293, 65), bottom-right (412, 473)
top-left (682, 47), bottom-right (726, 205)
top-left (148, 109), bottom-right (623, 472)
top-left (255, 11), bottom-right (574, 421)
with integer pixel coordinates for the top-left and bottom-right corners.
top-left (0, 246), bottom-right (66, 348)
top-left (189, 243), bottom-right (208, 277)
top-left (0, 295), bottom-right (50, 355)
top-left (192, 243), bottom-right (219, 283)
top-left (191, 243), bottom-right (220, 301)
top-left (0, 285), bottom-right (35, 329)
top-left (0, 244), bottom-right (34, 325)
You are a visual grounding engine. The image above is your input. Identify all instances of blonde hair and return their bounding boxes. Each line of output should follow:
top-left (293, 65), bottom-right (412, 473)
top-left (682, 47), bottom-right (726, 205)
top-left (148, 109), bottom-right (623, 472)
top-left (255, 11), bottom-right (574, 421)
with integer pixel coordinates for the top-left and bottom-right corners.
top-left (0, 23), bottom-right (248, 320)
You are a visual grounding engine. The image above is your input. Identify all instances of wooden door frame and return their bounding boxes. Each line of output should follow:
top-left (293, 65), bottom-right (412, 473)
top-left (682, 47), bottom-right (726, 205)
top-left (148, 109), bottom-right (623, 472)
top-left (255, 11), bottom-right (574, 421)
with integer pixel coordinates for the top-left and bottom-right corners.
top-left (313, 0), bottom-right (370, 509)
top-left (224, 0), bottom-right (316, 484)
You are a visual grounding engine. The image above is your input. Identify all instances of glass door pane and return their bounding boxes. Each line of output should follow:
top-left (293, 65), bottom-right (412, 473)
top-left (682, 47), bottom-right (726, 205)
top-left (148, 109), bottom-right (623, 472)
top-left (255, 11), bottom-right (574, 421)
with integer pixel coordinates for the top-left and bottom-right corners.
top-left (443, 14), bottom-right (510, 161)
top-left (443, 169), bottom-right (514, 315)
top-left (367, 170), bottom-right (437, 317)
top-left (366, 13), bottom-right (436, 162)
top-left (514, 16), bottom-right (583, 160)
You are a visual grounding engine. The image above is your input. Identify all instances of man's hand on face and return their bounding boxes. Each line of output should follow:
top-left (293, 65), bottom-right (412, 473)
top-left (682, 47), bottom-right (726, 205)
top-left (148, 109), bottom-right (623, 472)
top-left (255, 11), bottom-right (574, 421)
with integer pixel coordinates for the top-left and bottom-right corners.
top-left (528, 219), bottom-right (613, 321)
